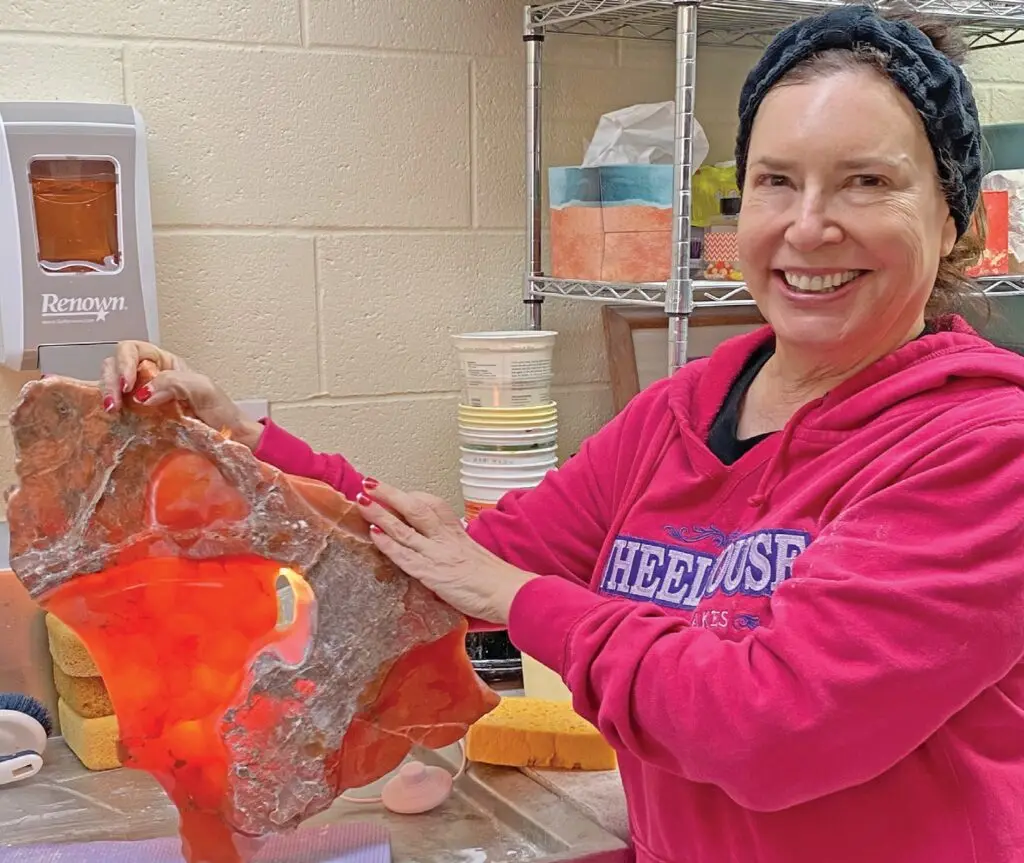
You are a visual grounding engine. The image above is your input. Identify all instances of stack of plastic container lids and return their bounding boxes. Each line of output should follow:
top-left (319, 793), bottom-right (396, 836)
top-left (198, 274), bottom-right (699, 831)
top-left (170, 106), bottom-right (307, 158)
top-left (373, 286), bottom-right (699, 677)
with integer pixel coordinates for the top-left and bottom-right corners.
top-left (452, 330), bottom-right (558, 521)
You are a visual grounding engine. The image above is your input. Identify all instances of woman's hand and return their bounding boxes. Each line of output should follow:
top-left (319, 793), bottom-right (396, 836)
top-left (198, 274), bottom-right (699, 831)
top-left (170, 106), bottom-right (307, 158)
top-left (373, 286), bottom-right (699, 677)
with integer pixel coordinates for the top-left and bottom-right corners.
top-left (99, 341), bottom-right (265, 451)
top-left (355, 478), bottom-right (537, 624)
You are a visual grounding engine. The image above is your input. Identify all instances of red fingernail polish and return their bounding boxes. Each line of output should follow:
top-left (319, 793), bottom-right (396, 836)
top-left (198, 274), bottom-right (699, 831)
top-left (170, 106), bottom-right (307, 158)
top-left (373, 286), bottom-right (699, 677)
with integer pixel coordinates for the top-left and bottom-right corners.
top-left (356, 492), bottom-right (372, 506)
top-left (103, 396), bottom-right (114, 412)
top-left (119, 375), bottom-right (128, 393)
top-left (369, 524), bottom-right (382, 534)
top-left (363, 477), bottom-right (379, 490)
top-left (135, 386), bottom-right (152, 403)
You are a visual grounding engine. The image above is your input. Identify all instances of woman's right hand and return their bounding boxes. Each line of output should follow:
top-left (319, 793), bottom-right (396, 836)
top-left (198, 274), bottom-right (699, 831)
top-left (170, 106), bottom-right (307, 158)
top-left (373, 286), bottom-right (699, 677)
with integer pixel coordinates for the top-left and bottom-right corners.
top-left (99, 341), bottom-right (265, 450)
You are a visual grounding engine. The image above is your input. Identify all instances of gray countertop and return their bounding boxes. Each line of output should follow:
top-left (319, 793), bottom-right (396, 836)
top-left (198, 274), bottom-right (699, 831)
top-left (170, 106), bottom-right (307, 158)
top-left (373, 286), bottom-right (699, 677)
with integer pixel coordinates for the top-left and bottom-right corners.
top-left (490, 684), bottom-right (629, 843)
top-left (0, 739), bottom-right (630, 862)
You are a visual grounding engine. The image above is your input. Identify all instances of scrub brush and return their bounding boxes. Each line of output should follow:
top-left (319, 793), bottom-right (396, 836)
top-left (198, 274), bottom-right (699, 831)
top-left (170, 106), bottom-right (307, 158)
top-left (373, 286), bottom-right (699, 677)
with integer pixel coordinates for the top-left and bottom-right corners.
top-left (0, 693), bottom-right (53, 786)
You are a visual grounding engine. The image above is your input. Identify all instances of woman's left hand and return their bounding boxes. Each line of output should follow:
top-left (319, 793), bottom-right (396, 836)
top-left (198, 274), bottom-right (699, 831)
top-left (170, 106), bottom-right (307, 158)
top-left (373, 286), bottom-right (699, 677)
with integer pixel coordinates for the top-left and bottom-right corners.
top-left (356, 478), bottom-right (537, 624)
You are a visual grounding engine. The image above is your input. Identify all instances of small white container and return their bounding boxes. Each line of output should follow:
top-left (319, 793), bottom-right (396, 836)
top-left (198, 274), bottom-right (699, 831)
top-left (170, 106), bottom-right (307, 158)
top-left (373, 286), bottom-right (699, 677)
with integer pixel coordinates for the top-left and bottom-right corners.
top-left (453, 330), bottom-right (557, 408)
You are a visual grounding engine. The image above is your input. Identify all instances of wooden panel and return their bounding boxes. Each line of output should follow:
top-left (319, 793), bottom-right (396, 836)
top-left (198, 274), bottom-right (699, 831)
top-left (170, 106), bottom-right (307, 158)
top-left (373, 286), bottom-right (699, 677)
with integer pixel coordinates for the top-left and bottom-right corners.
top-left (602, 305), bottom-right (765, 413)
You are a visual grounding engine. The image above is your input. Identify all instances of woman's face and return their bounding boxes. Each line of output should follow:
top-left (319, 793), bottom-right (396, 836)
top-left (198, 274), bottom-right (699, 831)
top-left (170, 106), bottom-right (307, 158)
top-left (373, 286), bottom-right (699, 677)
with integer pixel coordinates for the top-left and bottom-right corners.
top-left (738, 67), bottom-right (958, 363)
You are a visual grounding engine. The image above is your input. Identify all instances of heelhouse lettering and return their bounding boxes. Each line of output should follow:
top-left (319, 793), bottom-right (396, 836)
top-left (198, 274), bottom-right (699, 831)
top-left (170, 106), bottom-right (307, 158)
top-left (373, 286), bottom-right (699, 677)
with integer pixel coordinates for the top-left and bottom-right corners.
top-left (41, 293), bottom-right (126, 323)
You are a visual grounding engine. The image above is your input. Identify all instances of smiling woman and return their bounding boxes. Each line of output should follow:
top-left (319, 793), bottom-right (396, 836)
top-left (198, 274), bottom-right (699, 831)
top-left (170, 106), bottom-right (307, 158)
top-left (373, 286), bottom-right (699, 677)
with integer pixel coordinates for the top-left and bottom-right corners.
top-left (101, 5), bottom-right (1024, 863)
top-left (737, 15), bottom-right (982, 384)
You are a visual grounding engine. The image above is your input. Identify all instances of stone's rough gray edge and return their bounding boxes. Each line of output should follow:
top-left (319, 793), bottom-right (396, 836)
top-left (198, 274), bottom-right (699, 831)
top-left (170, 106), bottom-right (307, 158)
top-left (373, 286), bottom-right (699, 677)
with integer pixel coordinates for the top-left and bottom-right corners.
top-left (5, 376), bottom-right (477, 838)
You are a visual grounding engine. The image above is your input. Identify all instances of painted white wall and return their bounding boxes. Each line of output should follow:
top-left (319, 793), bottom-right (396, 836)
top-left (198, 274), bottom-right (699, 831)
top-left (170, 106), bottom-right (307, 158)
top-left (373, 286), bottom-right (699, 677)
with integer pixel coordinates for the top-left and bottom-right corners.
top-left (0, 4), bottom-right (1018, 512)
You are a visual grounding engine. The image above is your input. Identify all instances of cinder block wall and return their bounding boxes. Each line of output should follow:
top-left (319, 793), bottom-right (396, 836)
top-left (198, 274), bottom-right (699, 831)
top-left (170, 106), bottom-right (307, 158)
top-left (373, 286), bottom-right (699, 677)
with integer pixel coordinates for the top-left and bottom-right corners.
top-left (0, 3), bottom-right (1018, 513)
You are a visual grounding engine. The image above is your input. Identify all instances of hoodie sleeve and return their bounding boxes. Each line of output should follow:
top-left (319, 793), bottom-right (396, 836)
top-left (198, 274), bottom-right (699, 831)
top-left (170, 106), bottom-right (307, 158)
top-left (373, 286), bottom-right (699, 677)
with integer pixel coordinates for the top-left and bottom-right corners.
top-left (507, 419), bottom-right (1024, 812)
top-left (254, 419), bottom-right (367, 502)
top-left (254, 384), bottom-right (674, 595)
top-left (466, 428), bottom-right (618, 591)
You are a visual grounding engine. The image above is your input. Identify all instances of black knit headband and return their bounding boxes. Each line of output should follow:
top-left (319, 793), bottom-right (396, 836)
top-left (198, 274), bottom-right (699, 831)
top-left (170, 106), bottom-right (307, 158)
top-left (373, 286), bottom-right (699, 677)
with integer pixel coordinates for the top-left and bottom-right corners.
top-left (734, 4), bottom-right (982, 238)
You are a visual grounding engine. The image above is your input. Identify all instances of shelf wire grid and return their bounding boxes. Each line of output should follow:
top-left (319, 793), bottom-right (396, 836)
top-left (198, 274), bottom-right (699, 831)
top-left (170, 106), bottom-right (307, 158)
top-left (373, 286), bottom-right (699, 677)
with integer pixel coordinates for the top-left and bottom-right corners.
top-left (530, 275), bottom-right (1024, 306)
top-left (527, 0), bottom-right (1024, 47)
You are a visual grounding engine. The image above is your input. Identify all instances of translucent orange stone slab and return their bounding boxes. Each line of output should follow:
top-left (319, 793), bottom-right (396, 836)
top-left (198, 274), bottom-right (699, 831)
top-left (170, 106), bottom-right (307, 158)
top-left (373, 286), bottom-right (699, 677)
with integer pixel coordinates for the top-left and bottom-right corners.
top-left (7, 370), bottom-right (499, 863)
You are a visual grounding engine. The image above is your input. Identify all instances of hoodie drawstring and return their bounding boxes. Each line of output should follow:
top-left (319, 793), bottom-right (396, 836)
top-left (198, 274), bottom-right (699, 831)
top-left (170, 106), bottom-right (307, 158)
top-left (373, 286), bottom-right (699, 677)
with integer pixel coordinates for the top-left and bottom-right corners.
top-left (747, 400), bottom-right (821, 509)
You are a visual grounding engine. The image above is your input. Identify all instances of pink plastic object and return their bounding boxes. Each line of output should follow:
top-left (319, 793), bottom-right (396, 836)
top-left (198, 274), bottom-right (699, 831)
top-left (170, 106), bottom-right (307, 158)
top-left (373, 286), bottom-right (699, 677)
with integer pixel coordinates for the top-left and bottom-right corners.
top-left (379, 761), bottom-right (454, 815)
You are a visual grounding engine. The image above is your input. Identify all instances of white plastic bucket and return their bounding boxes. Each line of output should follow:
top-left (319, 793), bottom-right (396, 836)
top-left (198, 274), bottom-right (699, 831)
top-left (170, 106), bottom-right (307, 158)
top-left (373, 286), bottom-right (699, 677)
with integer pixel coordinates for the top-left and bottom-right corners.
top-left (458, 401), bottom-right (557, 416)
top-left (459, 423), bottom-right (558, 439)
top-left (461, 478), bottom-right (534, 520)
top-left (461, 483), bottom-right (506, 505)
top-left (460, 439), bottom-right (557, 452)
top-left (461, 461), bottom-right (558, 477)
top-left (458, 468), bottom-right (552, 483)
top-left (464, 498), bottom-right (497, 521)
top-left (458, 405), bottom-right (557, 423)
top-left (457, 416), bottom-right (557, 429)
top-left (459, 432), bottom-right (558, 451)
top-left (460, 477), bottom-right (544, 501)
top-left (453, 330), bottom-right (557, 408)
top-left (460, 445), bottom-right (557, 468)
top-left (458, 420), bottom-right (558, 433)
top-left (458, 416), bottom-right (557, 429)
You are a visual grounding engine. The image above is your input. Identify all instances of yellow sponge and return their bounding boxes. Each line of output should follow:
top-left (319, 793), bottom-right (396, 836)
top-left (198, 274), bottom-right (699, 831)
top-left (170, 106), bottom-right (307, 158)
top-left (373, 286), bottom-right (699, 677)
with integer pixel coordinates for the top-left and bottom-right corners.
top-left (52, 664), bottom-right (114, 719)
top-left (465, 696), bottom-right (616, 771)
top-left (58, 698), bottom-right (121, 771)
top-left (46, 613), bottom-right (100, 677)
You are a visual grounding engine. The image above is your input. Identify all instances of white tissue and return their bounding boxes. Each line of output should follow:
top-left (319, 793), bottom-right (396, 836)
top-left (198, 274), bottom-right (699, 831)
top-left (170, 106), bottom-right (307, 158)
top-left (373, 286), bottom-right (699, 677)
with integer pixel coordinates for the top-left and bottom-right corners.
top-left (581, 101), bottom-right (710, 170)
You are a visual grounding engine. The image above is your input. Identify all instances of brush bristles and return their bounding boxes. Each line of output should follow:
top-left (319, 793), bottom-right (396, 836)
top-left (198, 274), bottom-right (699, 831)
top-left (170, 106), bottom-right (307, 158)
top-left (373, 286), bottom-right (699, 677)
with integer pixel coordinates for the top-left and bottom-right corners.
top-left (0, 693), bottom-right (53, 736)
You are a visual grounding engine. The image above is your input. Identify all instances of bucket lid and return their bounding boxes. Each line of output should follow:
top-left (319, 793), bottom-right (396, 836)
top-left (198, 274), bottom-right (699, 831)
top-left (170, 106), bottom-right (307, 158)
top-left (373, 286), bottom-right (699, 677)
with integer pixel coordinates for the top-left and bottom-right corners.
top-left (461, 473), bottom-right (552, 483)
top-left (460, 429), bottom-right (561, 438)
top-left (461, 462), bottom-right (557, 472)
top-left (459, 408), bottom-right (556, 418)
top-left (459, 426), bottom-right (558, 435)
top-left (458, 420), bottom-right (558, 430)
top-left (458, 401), bottom-right (556, 413)
top-left (458, 419), bottom-right (557, 428)
top-left (461, 478), bottom-right (546, 489)
top-left (460, 448), bottom-right (557, 456)
top-left (453, 330), bottom-right (557, 341)
top-left (461, 464), bottom-right (554, 473)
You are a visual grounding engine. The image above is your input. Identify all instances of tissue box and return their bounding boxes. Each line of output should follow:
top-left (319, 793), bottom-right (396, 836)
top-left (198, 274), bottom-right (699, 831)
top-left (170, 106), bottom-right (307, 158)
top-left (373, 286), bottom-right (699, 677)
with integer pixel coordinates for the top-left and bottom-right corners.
top-left (966, 189), bottom-right (1010, 277)
top-left (550, 165), bottom-right (673, 282)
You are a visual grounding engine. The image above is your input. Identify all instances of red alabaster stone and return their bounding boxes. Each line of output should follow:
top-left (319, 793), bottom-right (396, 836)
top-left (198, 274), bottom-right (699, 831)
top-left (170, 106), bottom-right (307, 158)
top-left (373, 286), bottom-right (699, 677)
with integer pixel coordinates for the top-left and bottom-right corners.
top-left (7, 368), bottom-right (498, 863)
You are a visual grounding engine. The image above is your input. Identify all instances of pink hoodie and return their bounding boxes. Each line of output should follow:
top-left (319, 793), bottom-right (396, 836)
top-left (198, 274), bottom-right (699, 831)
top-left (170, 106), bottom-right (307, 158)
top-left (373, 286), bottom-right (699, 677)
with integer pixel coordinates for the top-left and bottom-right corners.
top-left (256, 317), bottom-right (1024, 863)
